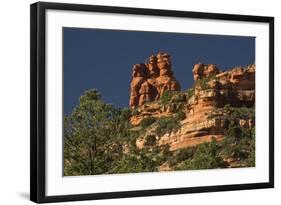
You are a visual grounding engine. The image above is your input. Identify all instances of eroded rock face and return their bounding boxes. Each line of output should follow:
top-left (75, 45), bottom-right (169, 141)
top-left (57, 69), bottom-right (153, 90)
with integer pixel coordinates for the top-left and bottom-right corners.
top-left (129, 52), bottom-right (180, 109)
top-left (192, 62), bottom-right (220, 80)
top-left (131, 62), bottom-right (255, 151)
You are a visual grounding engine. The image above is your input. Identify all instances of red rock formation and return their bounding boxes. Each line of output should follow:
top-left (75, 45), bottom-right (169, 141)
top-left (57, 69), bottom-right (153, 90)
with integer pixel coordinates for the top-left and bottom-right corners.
top-left (131, 63), bottom-right (255, 151)
top-left (192, 62), bottom-right (220, 80)
top-left (155, 52), bottom-right (181, 98)
top-left (129, 52), bottom-right (180, 108)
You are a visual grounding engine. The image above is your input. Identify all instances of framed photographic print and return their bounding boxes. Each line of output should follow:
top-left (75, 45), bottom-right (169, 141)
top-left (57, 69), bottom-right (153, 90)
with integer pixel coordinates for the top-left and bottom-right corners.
top-left (30, 1), bottom-right (274, 203)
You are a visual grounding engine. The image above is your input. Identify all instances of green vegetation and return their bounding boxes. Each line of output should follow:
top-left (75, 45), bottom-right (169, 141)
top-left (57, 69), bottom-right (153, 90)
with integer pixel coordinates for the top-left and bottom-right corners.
top-left (64, 89), bottom-right (182, 176)
top-left (155, 116), bottom-right (181, 136)
top-left (160, 90), bottom-right (175, 105)
top-left (174, 110), bottom-right (186, 121)
top-left (160, 90), bottom-right (187, 105)
top-left (139, 111), bottom-right (185, 137)
top-left (185, 88), bottom-right (194, 99)
top-left (144, 135), bottom-right (157, 146)
top-left (207, 104), bottom-right (255, 167)
top-left (167, 147), bottom-right (196, 166)
top-left (131, 109), bottom-right (140, 116)
top-left (140, 116), bottom-right (157, 128)
top-left (222, 125), bottom-right (255, 166)
top-left (64, 89), bottom-right (255, 176)
top-left (195, 75), bottom-right (218, 90)
top-left (110, 149), bottom-right (158, 174)
top-left (175, 139), bottom-right (227, 170)
top-left (64, 90), bottom-right (129, 175)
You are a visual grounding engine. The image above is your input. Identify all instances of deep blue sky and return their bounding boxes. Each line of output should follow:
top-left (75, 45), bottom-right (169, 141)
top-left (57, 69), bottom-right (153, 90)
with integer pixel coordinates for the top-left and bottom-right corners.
top-left (63, 27), bottom-right (255, 115)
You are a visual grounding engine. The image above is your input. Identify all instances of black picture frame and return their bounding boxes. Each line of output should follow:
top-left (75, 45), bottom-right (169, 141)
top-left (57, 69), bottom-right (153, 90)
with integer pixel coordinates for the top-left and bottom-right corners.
top-left (30, 1), bottom-right (274, 203)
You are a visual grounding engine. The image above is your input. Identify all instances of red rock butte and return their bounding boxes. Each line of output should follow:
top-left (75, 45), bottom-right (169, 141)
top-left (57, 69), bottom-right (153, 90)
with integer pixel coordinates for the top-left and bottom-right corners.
top-left (129, 52), bottom-right (255, 151)
top-left (129, 52), bottom-right (181, 108)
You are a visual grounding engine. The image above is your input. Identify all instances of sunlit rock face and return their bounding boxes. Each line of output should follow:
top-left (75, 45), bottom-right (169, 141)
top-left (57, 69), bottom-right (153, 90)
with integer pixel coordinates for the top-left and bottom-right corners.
top-left (129, 54), bottom-right (255, 151)
top-left (129, 52), bottom-right (180, 109)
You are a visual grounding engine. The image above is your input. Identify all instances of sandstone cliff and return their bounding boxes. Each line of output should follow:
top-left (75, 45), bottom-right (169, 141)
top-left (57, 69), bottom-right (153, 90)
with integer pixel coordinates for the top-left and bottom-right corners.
top-left (129, 53), bottom-right (255, 151)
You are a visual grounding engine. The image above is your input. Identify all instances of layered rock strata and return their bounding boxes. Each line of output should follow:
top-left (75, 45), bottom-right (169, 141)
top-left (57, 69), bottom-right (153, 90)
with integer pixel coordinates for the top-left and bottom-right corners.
top-left (130, 57), bottom-right (255, 151)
